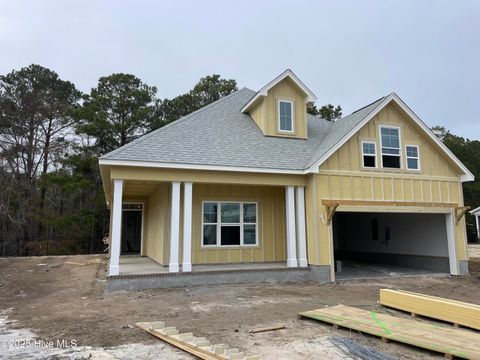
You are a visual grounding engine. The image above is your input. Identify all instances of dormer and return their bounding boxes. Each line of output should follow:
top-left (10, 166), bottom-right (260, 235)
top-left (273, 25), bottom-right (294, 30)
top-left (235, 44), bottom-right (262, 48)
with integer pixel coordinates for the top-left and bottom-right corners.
top-left (241, 69), bottom-right (317, 139)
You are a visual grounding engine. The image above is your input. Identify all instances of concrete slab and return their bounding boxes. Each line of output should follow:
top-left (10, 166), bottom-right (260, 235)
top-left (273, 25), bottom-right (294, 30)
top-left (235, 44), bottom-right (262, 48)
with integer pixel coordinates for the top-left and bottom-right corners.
top-left (335, 261), bottom-right (447, 281)
top-left (118, 256), bottom-right (290, 275)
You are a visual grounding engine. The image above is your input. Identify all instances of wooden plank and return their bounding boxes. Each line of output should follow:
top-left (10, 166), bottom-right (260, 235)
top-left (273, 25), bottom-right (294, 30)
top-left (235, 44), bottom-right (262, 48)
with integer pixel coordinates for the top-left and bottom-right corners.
top-left (322, 199), bottom-right (457, 208)
top-left (299, 305), bottom-right (480, 359)
top-left (379, 289), bottom-right (480, 330)
top-left (136, 322), bottom-right (260, 360)
top-left (248, 325), bottom-right (285, 333)
top-left (136, 322), bottom-right (222, 360)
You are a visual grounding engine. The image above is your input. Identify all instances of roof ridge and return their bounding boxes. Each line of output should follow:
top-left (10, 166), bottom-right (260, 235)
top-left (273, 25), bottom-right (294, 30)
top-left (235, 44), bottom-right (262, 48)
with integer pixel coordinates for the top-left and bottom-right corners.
top-left (350, 95), bottom-right (386, 115)
top-left (101, 87), bottom-right (253, 159)
top-left (303, 94), bottom-right (389, 168)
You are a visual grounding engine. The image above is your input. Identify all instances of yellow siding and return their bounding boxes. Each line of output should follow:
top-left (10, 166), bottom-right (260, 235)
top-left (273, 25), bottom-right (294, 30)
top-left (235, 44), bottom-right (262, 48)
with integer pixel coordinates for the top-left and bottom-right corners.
top-left (110, 101), bottom-right (469, 274)
top-left (143, 183), bottom-right (170, 264)
top-left (250, 99), bottom-right (267, 134)
top-left (307, 103), bottom-right (467, 266)
top-left (247, 77), bottom-right (308, 139)
top-left (110, 166), bottom-right (306, 187)
top-left (320, 104), bottom-right (459, 177)
top-left (192, 184), bottom-right (286, 264)
top-left (142, 183), bottom-right (286, 265)
top-left (305, 174), bottom-right (318, 266)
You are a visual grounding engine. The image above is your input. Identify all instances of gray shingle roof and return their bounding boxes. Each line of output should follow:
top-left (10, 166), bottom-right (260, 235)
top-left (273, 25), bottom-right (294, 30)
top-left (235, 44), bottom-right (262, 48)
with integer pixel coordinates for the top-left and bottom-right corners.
top-left (101, 88), bottom-right (386, 171)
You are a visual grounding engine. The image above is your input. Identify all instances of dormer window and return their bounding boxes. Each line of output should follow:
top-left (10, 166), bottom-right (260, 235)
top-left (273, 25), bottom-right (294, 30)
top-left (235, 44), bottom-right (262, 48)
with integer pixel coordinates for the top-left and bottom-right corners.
top-left (278, 100), bottom-right (294, 132)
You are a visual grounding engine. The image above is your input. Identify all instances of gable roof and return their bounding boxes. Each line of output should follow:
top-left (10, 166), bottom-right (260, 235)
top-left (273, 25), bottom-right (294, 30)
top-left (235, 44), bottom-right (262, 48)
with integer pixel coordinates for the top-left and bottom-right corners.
top-left (304, 96), bottom-right (386, 169)
top-left (100, 88), bottom-right (332, 173)
top-left (241, 69), bottom-right (317, 113)
top-left (306, 92), bottom-right (474, 182)
top-left (99, 88), bottom-right (474, 182)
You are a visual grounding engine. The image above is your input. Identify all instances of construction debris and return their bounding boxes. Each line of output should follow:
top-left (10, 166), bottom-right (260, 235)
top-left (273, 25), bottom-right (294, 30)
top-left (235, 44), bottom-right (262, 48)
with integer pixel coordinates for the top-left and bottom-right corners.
top-left (136, 321), bottom-right (260, 360)
top-left (379, 289), bottom-right (480, 330)
top-left (328, 336), bottom-right (396, 360)
top-left (248, 325), bottom-right (285, 334)
top-left (64, 261), bottom-right (88, 266)
top-left (299, 304), bottom-right (480, 360)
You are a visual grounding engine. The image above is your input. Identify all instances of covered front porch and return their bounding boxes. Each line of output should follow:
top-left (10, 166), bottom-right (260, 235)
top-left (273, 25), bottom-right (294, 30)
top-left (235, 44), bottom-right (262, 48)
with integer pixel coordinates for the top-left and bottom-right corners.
top-left (118, 256), bottom-right (290, 275)
top-left (105, 173), bottom-right (311, 288)
top-left (107, 256), bottom-right (311, 291)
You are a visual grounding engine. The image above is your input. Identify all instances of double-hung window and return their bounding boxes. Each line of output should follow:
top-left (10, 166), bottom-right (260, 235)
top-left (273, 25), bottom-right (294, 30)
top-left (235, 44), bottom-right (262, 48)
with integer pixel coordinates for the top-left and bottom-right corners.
top-left (278, 100), bottom-right (294, 132)
top-left (361, 141), bottom-right (377, 168)
top-left (380, 126), bottom-right (401, 168)
top-left (202, 201), bottom-right (258, 247)
top-left (405, 145), bottom-right (420, 170)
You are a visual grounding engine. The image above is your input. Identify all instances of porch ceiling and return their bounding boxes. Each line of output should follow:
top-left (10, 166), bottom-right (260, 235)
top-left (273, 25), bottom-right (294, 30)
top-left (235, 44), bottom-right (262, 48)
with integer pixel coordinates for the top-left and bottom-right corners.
top-left (123, 180), bottom-right (160, 198)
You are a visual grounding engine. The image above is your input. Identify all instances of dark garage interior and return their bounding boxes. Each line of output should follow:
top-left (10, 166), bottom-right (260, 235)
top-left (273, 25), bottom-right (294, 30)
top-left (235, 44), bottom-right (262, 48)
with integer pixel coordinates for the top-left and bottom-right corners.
top-left (333, 211), bottom-right (451, 278)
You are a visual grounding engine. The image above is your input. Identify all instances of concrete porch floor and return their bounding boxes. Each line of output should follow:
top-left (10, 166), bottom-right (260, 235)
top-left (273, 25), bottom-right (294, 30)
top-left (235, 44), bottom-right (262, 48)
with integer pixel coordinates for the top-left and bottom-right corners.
top-left (118, 256), bottom-right (289, 275)
top-left (108, 256), bottom-right (313, 290)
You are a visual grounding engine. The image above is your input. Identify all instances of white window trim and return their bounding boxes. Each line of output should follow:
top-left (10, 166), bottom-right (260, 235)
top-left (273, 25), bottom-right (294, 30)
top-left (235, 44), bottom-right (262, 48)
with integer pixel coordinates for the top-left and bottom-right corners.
top-left (201, 201), bottom-right (259, 248)
top-left (405, 144), bottom-right (421, 171)
top-left (277, 99), bottom-right (295, 133)
top-left (361, 140), bottom-right (377, 168)
top-left (379, 125), bottom-right (402, 169)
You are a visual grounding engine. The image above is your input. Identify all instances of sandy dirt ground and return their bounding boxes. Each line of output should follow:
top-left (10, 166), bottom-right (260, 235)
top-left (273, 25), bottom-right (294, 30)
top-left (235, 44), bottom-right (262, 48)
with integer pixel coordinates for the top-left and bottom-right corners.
top-left (468, 243), bottom-right (480, 258)
top-left (1, 250), bottom-right (480, 359)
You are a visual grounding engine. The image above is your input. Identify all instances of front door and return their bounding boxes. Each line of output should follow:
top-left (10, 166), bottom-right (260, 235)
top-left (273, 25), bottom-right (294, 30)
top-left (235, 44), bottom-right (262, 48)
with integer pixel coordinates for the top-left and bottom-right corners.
top-left (121, 205), bottom-right (142, 254)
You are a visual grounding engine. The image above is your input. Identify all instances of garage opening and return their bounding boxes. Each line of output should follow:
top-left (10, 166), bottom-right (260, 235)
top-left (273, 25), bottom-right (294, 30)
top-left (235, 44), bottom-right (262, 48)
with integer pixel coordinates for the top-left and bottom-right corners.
top-left (333, 212), bottom-right (452, 279)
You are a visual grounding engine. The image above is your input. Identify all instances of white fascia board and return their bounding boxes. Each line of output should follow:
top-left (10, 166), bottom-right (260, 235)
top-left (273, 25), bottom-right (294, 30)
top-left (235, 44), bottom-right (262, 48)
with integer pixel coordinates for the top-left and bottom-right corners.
top-left (389, 93), bottom-right (474, 182)
top-left (241, 69), bottom-right (317, 113)
top-left (306, 93), bottom-right (475, 183)
top-left (98, 158), bottom-right (306, 175)
top-left (470, 206), bottom-right (480, 215)
top-left (99, 164), bottom-right (112, 206)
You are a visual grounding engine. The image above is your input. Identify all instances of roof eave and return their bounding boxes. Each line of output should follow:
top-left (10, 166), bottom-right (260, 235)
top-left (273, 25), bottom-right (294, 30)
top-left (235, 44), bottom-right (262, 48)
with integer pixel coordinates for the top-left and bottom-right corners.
top-left (469, 206), bottom-right (480, 215)
top-left (98, 158), bottom-right (307, 175)
top-left (241, 69), bottom-right (317, 113)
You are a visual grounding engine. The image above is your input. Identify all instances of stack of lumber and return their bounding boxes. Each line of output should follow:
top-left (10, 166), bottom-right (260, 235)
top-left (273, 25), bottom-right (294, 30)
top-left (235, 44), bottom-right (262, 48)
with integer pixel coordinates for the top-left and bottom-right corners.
top-left (379, 289), bottom-right (480, 330)
top-left (136, 321), bottom-right (260, 360)
top-left (299, 304), bottom-right (480, 359)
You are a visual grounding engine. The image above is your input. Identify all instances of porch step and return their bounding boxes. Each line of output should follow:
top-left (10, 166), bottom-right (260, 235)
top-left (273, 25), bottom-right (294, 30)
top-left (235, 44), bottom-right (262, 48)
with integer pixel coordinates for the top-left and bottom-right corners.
top-left (136, 321), bottom-right (260, 360)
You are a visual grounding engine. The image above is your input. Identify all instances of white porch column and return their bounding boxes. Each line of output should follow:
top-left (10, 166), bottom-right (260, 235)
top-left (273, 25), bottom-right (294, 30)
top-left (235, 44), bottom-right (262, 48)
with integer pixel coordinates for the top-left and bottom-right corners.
top-left (182, 182), bottom-right (193, 272)
top-left (109, 179), bottom-right (123, 276)
top-left (446, 212), bottom-right (459, 275)
top-left (295, 186), bottom-right (308, 267)
top-left (169, 181), bottom-right (181, 273)
top-left (285, 186), bottom-right (298, 267)
top-left (476, 215), bottom-right (480, 241)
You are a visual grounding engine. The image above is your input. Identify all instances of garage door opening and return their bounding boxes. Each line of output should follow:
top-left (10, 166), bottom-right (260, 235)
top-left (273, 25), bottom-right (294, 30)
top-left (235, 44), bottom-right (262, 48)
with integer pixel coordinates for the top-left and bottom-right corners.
top-left (333, 212), bottom-right (453, 279)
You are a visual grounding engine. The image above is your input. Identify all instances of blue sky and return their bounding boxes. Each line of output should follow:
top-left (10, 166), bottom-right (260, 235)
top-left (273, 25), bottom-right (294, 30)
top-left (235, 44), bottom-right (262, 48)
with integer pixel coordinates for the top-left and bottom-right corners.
top-left (1, 0), bottom-right (479, 139)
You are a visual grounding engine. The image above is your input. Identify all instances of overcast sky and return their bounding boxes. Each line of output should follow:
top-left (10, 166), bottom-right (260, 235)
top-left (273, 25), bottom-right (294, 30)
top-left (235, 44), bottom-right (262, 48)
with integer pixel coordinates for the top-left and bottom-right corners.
top-left (1, 0), bottom-right (479, 138)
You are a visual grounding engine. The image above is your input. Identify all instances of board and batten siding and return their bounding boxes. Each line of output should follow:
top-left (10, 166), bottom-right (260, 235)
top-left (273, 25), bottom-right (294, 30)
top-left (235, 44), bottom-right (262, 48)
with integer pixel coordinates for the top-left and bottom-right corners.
top-left (248, 77), bottom-right (308, 139)
top-left (142, 183), bottom-right (287, 265)
top-left (191, 184), bottom-right (286, 264)
top-left (143, 183), bottom-right (171, 264)
top-left (306, 103), bottom-right (468, 266)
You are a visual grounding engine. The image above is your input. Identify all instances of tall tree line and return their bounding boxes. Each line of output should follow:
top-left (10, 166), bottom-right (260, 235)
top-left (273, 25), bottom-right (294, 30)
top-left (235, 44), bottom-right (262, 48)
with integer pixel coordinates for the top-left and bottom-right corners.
top-left (0, 64), bottom-right (478, 256)
top-left (432, 126), bottom-right (480, 240)
top-left (0, 64), bottom-right (237, 256)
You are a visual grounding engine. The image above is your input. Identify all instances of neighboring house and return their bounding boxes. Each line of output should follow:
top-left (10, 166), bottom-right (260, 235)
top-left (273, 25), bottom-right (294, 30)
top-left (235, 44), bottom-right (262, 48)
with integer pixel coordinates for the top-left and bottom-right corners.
top-left (99, 70), bottom-right (474, 291)
top-left (470, 207), bottom-right (480, 241)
